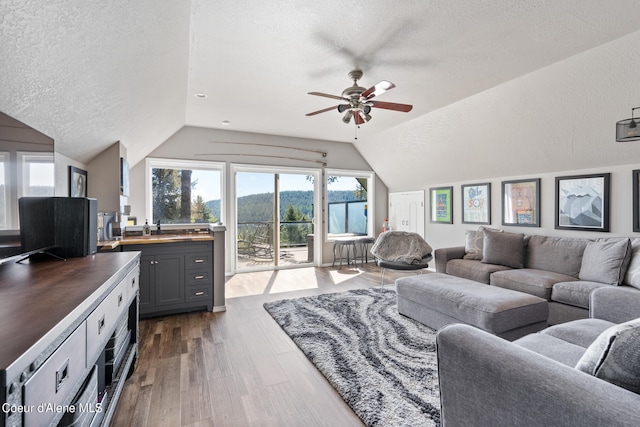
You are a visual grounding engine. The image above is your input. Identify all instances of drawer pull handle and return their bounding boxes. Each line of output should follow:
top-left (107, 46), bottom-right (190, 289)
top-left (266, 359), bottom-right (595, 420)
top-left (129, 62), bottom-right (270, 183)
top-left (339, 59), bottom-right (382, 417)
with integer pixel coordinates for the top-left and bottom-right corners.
top-left (131, 277), bottom-right (136, 287)
top-left (194, 275), bottom-right (204, 280)
top-left (98, 315), bottom-right (106, 334)
top-left (194, 259), bottom-right (204, 263)
top-left (56, 359), bottom-right (70, 393)
top-left (118, 292), bottom-right (123, 307)
top-left (195, 291), bottom-right (205, 296)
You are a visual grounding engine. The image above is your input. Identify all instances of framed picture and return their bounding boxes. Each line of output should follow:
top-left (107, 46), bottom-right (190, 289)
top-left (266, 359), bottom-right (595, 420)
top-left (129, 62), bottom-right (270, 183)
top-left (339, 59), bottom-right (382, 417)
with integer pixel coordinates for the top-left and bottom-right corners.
top-left (502, 178), bottom-right (540, 227)
top-left (430, 186), bottom-right (453, 224)
top-left (461, 183), bottom-right (491, 224)
top-left (69, 166), bottom-right (88, 198)
top-left (633, 170), bottom-right (640, 232)
top-left (556, 173), bottom-right (610, 232)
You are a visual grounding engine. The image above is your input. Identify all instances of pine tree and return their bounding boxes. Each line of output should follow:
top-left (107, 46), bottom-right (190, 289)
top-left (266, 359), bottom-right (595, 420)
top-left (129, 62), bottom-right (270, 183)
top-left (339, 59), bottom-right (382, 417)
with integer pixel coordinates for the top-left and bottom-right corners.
top-left (192, 195), bottom-right (217, 223)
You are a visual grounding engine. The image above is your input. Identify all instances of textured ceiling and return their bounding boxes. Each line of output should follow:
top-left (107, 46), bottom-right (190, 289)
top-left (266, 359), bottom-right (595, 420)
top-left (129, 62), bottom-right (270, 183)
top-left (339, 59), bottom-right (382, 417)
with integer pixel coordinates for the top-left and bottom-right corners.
top-left (2, 0), bottom-right (640, 167)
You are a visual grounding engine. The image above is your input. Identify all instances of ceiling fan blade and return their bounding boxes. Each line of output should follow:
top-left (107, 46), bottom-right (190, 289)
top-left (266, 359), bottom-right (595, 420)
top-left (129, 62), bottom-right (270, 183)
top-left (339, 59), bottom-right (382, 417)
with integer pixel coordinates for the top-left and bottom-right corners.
top-left (306, 105), bottom-right (339, 116)
top-left (361, 80), bottom-right (396, 99)
top-left (354, 111), bottom-right (365, 125)
top-left (308, 92), bottom-right (347, 101)
top-left (370, 100), bottom-right (413, 112)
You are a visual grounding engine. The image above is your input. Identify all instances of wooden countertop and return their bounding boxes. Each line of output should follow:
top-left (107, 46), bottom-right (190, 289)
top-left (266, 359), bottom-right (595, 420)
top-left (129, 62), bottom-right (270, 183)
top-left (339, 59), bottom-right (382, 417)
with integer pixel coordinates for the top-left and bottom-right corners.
top-left (0, 252), bottom-right (140, 379)
top-left (100, 233), bottom-right (214, 250)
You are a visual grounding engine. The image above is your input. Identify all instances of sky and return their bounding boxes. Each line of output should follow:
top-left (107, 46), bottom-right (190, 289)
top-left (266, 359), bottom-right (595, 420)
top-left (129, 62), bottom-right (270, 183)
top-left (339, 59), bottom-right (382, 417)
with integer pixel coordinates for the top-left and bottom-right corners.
top-left (236, 172), bottom-right (359, 198)
top-left (165, 169), bottom-right (362, 202)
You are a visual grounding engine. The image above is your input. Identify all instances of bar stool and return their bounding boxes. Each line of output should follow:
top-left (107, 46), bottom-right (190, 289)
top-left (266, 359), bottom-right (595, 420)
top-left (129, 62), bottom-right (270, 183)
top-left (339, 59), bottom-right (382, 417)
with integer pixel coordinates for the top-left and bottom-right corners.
top-left (356, 237), bottom-right (375, 264)
top-left (332, 238), bottom-right (357, 268)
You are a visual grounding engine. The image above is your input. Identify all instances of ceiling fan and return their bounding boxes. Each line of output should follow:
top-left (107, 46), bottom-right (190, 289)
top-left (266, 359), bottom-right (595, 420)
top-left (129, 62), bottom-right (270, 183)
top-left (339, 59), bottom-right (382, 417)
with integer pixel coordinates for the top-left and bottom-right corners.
top-left (306, 69), bottom-right (413, 125)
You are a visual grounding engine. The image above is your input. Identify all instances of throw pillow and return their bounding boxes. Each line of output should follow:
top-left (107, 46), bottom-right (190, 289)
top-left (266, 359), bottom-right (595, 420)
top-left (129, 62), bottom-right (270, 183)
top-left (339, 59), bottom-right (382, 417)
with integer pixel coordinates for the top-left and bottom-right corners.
top-left (463, 226), bottom-right (501, 260)
top-left (463, 229), bottom-right (484, 260)
top-left (623, 238), bottom-right (640, 289)
top-left (575, 317), bottom-right (640, 394)
top-left (579, 238), bottom-right (631, 286)
top-left (481, 228), bottom-right (525, 269)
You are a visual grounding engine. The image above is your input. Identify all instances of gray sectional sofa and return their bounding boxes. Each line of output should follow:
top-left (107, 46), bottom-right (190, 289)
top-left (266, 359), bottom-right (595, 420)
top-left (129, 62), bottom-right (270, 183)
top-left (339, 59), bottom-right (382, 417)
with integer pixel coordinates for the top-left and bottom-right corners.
top-left (434, 227), bottom-right (640, 325)
top-left (436, 286), bottom-right (640, 426)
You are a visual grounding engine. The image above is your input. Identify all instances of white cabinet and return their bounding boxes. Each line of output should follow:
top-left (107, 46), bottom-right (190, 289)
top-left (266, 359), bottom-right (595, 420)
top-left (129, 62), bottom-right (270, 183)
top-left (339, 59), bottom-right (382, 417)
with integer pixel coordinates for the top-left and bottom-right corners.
top-left (388, 191), bottom-right (425, 236)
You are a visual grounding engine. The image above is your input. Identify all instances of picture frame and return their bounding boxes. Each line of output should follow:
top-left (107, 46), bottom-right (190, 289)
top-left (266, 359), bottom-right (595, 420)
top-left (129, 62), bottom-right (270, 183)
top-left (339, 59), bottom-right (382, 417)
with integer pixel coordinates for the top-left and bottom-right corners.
top-left (461, 183), bottom-right (491, 224)
top-left (69, 166), bottom-right (88, 198)
top-left (502, 178), bottom-right (540, 227)
top-left (555, 173), bottom-right (610, 232)
top-left (430, 186), bottom-right (453, 224)
top-left (633, 170), bottom-right (640, 232)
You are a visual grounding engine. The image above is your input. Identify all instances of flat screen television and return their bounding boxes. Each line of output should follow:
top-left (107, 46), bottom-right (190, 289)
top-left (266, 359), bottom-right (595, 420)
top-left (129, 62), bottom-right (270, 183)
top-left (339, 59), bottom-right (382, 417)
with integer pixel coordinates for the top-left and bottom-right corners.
top-left (0, 111), bottom-right (55, 265)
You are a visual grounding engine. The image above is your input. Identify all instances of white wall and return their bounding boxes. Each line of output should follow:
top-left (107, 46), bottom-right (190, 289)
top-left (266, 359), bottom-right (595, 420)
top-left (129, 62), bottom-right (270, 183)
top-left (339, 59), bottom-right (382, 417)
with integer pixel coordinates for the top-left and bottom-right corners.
top-left (360, 29), bottom-right (640, 194)
top-left (127, 126), bottom-right (387, 270)
top-left (54, 152), bottom-right (86, 197)
top-left (345, 29), bottom-right (640, 253)
top-left (421, 162), bottom-right (640, 252)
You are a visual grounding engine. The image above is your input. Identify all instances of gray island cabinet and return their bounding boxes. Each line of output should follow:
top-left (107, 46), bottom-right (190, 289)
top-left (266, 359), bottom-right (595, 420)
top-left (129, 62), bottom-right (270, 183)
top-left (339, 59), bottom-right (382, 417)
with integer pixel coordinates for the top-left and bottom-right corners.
top-left (111, 223), bottom-right (226, 318)
top-left (123, 241), bottom-right (214, 318)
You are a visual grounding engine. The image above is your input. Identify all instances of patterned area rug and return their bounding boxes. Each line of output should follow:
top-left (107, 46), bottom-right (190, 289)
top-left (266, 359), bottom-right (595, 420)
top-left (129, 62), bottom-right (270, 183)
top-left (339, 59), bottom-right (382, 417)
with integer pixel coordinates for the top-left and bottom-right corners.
top-left (263, 288), bottom-right (441, 426)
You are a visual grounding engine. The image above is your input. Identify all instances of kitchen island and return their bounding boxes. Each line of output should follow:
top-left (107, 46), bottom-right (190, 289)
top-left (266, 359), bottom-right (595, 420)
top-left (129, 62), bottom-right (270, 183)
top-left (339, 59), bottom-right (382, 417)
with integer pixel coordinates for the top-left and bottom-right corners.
top-left (0, 252), bottom-right (140, 427)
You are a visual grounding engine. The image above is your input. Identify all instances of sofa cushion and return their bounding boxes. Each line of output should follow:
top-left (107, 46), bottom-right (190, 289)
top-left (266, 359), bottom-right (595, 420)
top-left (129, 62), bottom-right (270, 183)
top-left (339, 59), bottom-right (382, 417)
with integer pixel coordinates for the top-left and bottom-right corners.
top-left (463, 226), bottom-right (501, 260)
top-left (540, 318), bottom-right (615, 348)
top-left (575, 317), bottom-right (640, 394)
top-left (446, 259), bottom-right (511, 284)
top-left (551, 281), bottom-right (612, 309)
top-left (482, 228), bottom-right (525, 269)
top-left (525, 235), bottom-right (589, 277)
top-left (515, 333), bottom-right (587, 367)
top-left (490, 268), bottom-right (577, 300)
top-left (623, 238), bottom-right (640, 289)
top-left (579, 238), bottom-right (631, 285)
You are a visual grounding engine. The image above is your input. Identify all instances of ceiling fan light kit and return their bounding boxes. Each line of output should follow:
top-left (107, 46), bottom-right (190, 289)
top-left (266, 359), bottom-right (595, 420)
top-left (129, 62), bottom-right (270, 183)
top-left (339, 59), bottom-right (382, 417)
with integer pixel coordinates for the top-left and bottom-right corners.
top-left (306, 70), bottom-right (412, 125)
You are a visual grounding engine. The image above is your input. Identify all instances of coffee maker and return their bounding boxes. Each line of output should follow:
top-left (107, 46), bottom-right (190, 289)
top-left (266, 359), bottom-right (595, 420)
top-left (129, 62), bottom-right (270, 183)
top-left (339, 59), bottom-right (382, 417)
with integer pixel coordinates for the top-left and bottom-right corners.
top-left (97, 211), bottom-right (120, 240)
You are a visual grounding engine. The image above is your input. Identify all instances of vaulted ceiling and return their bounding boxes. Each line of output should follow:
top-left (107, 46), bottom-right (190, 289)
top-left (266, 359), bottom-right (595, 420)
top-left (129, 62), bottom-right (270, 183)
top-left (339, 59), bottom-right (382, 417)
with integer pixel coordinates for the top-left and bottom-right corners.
top-left (2, 1), bottom-right (640, 172)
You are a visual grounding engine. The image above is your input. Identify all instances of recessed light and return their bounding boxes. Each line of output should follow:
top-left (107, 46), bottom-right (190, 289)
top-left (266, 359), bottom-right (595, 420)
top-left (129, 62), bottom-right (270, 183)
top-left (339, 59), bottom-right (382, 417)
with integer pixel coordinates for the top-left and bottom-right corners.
top-left (221, 120), bottom-right (230, 126)
top-left (194, 93), bottom-right (208, 99)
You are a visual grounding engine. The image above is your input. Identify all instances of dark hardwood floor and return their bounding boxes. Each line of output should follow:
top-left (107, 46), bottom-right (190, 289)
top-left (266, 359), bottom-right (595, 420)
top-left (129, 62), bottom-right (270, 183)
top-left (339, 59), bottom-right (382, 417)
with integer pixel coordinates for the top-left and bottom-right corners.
top-left (112, 263), bottom-right (420, 426)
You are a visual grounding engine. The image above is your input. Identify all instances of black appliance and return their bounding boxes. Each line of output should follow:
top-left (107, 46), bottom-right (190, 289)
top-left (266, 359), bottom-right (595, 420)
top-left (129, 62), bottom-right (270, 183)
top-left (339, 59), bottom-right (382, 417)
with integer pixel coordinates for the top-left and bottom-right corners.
top-left (19, 197), bottom-right (98, 258)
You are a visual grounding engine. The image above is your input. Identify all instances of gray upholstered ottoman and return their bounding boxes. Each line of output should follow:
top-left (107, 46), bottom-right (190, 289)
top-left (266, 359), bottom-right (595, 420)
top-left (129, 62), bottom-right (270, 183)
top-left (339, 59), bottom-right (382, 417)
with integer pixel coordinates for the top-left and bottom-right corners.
top-left (396, 273), bottom-right (549, 340)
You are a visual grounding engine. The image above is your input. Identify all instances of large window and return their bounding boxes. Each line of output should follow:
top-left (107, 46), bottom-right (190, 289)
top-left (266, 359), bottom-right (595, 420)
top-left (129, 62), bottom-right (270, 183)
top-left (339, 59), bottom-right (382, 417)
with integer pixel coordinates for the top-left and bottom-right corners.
top-left (325, 169), bottom-right (374, 239)
top-left (18, 152), bottom-right (54, 198)
top-left (146, 159), bottom-right (224, 225)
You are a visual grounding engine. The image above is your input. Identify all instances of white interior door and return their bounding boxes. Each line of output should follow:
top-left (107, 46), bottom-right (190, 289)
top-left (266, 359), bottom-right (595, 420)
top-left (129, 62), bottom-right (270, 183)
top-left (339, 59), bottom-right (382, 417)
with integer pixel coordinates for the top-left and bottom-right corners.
top-left (389, 190), bottom-right (425, 236)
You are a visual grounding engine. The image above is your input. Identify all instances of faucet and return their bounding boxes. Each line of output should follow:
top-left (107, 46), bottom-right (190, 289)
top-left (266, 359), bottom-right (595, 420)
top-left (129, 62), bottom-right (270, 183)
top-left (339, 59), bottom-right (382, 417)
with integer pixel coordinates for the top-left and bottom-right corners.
top-left (156, 220), bottom-right (161, 234)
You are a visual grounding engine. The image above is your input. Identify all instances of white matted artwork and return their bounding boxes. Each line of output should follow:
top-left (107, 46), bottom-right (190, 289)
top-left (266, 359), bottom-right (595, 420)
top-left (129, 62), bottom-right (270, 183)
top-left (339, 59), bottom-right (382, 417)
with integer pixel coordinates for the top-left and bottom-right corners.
top-left (555, 173), bottom-right (610, 232)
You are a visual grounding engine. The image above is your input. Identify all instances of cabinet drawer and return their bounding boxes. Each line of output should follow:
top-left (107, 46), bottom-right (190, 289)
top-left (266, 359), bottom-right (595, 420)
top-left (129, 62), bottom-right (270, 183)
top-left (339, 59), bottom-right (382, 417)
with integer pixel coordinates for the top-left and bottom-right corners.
top-left (23, 322), bottom-right (87, 427)
top-left (185, 253), bottom-right (211, 269)
top-left (185, 269), bottom-right (211, 286)
top-left (186, 284), bottom-right (213, 303)
top-left (124, 261), bottom-right (140, 304)
top-left (86, 278), bottom-right (129, 365)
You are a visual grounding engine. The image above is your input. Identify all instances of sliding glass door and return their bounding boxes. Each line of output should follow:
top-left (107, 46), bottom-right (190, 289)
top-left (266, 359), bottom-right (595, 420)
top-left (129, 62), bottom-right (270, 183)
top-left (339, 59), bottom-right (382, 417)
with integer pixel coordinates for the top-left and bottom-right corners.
top-left (234, 165), bottom-right (319, 271)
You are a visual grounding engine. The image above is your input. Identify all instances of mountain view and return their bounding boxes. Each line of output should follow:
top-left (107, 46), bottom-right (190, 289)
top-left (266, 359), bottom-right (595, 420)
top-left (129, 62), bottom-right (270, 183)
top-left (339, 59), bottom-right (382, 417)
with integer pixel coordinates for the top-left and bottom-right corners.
top-left (205, 190), bottom-right (363, 222)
